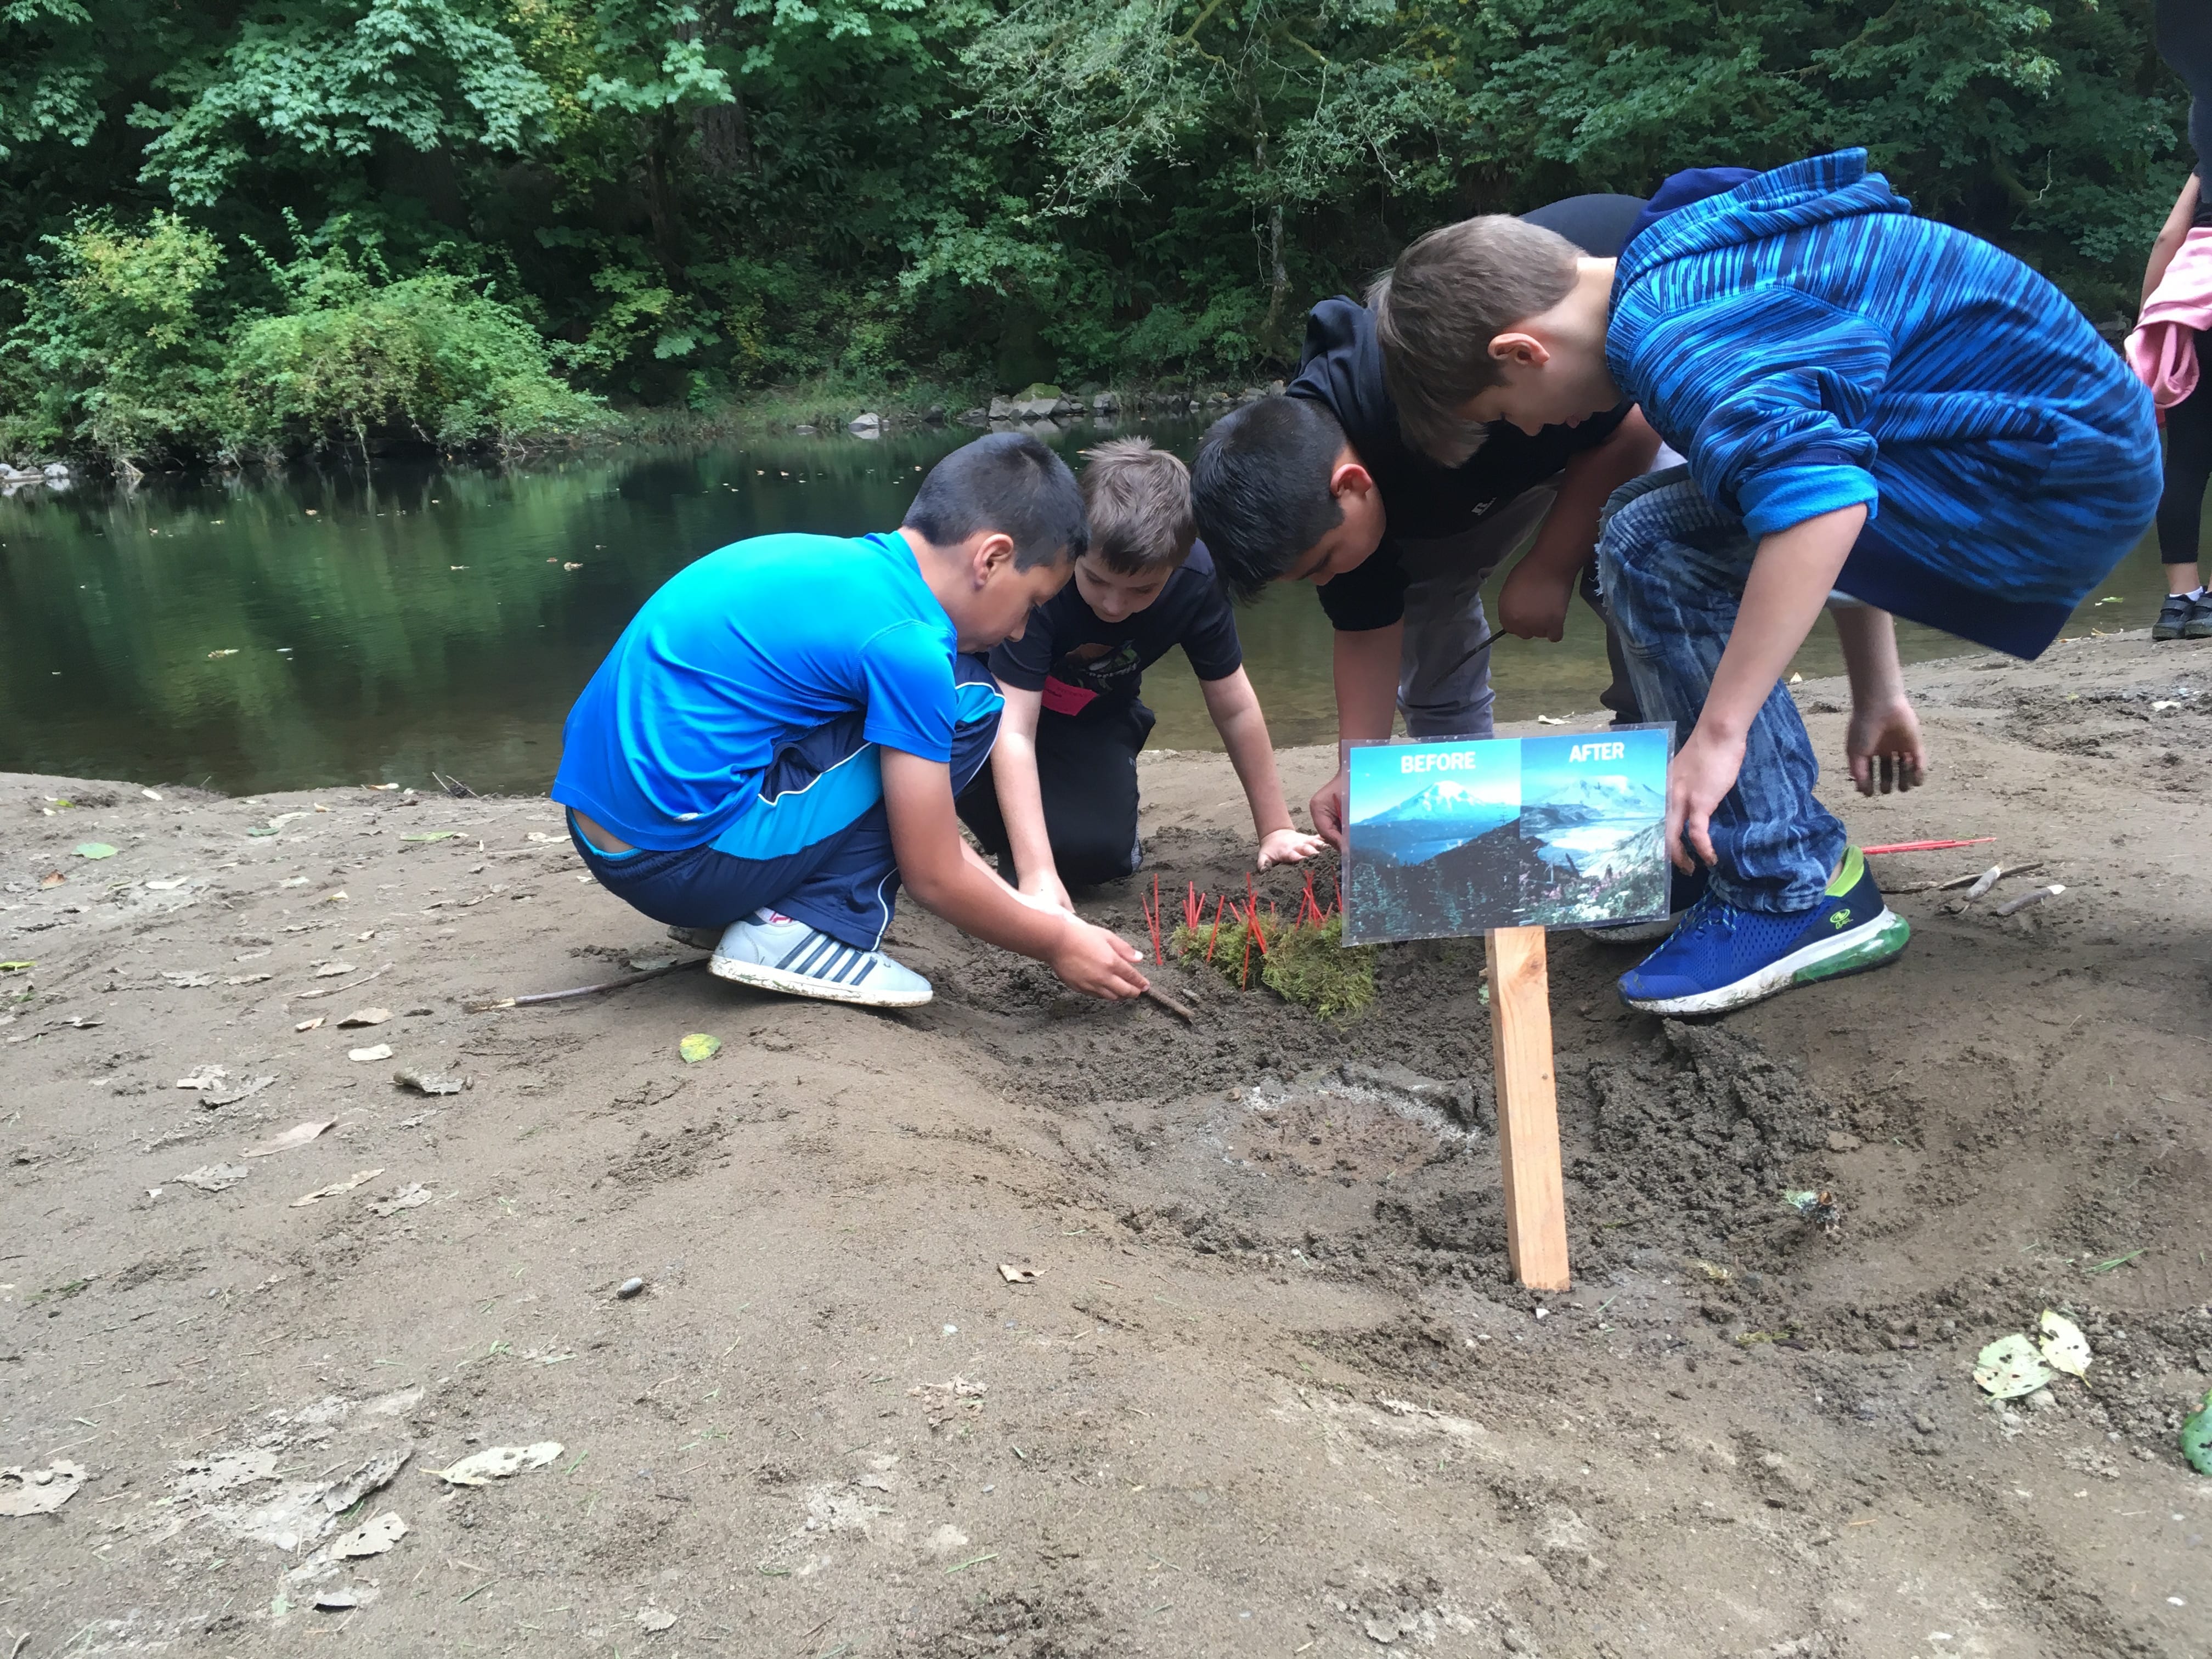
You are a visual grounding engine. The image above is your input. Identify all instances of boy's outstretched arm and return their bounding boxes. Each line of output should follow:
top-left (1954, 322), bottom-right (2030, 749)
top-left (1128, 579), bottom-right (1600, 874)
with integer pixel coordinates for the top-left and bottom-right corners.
top-left (1198, 667), bottom-right (1327, 869)
top-left (984, 686), bottom-right (1073, 912)
top-left (1668, 504), bottom-right (1865, 871)
top-left (1831, 603), bottom-right (1928, 795)
top-left (882, 748), bottom-right (1147, 998)
top-left (1312, 623), bottom-right (1402, 849)
top-left (1497, 407), bottom-right (1662, 641)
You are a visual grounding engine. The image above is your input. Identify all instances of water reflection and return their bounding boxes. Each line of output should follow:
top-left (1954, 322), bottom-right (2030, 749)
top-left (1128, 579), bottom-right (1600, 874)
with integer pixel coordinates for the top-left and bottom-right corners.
top-left (0, 424), bottom-right (2174, 795)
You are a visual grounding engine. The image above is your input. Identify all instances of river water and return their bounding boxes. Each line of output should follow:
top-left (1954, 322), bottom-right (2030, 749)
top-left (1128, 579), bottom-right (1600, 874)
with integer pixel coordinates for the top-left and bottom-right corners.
top-left (0, 421), bottom-right (2175, 796)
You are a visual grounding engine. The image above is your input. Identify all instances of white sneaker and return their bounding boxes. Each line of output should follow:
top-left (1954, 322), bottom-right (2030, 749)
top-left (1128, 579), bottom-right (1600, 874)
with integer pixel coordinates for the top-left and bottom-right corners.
top-left (707, 910), bottom-right (932, 1008)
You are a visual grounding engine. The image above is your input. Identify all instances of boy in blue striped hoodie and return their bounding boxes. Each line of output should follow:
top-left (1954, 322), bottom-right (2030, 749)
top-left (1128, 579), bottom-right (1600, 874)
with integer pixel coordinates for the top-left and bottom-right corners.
top-left (1374, 150), bottom-right (2159, 1014)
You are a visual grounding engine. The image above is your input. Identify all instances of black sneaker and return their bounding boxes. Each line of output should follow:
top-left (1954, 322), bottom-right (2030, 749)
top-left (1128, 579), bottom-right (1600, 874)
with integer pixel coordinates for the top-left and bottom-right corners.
top-left (2156, 594), bottom-right (2193, 641)
top-left (2188, 595), bottom-right (2212, 639)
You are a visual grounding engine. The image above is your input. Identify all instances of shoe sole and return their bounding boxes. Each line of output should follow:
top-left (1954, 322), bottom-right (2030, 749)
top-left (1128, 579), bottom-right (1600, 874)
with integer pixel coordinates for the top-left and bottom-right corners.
top-left (708, 952), bottom-right (932, 1008)
top-left (1621, 907), bottom-right (1910, 1017)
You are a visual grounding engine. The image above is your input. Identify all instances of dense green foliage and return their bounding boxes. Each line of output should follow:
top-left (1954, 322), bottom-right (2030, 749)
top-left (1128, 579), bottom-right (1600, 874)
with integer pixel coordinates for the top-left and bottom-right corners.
top-left (0, 0), bottom-right (2188, 463)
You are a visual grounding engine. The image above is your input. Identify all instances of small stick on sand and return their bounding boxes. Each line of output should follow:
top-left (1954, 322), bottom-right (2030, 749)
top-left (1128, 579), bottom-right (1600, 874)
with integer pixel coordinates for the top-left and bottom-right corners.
top-left (465, 957), bottom-right (706, 1011)
top-left (1141, 982), bottom-right (1197, 1024)
top-left (1939, 859), bottom-right (2043, 894)
top-left (1993, 883), bottom-right (2065, 919)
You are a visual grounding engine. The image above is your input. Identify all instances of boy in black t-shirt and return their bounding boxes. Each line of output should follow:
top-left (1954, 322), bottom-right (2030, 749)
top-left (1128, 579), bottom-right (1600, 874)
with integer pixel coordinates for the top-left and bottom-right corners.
top-left (957, 439), bottom-right (1323, 907)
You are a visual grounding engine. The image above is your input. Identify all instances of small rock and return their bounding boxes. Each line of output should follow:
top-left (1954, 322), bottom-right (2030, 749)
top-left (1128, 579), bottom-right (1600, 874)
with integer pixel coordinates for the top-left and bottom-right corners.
top-left (987, 396), bottom-right (1014, 420)
top-left (2026, 1388), bottom-right (2058, 1413)
top-left (636, 1607), bottom-right (677, 1633)
top-left (617, 1277), bottom-right (646, 1300)
top-left (848, 411), bottom-right (882, 435)
top-left (1363, 1615), bottom-right (1402, 1643)
top-left (1913, 1412), bottom-right (1939, 1435)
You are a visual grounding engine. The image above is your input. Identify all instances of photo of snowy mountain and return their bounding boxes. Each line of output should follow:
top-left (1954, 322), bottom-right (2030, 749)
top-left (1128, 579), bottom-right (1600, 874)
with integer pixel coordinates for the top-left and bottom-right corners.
top-left (1344, 726), bottom-right (1673, 943)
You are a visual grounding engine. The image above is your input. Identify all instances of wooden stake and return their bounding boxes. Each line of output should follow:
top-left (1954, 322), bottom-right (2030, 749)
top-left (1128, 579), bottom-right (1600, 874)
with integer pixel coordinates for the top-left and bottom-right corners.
top-left (1485, 926), bottom-right (1570, 1291)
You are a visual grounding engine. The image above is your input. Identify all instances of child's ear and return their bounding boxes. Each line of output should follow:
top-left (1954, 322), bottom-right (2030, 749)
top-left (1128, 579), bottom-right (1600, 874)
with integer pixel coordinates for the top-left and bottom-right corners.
top-left (1488, 330), bottom-right (1551, 369)
top-left (1327, 459), bottom-right (1376, 504)
top-left (969, 530), bottom-right (1018, 584)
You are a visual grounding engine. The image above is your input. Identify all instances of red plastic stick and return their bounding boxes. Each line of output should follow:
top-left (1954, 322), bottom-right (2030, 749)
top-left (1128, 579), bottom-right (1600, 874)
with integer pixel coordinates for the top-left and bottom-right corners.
top-left (1860, 838), bottom-right (1996, 856)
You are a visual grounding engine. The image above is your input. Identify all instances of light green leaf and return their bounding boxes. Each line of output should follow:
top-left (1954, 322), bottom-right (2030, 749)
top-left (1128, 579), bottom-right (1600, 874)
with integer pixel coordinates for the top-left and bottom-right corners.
top-left (2037, 1310), bottom-right (2091, 1378)
top-left (2182, 1391), bottom-right (2212, 1476)
top-left (74, 842), bottom-right (117, 859)
top-left (678, 1032), bottom-right (721, 1064)
top-left (1973, 1332), bottom-right (2051, 1400)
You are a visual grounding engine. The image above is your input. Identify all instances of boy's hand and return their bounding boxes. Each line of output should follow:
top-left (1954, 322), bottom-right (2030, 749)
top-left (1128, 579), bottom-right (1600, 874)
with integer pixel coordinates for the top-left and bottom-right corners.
top-left (1496, 560), bottom-right (1576, 642)
top-left (1019, 867), bottom-right (1076, 915)
top-left (1310, 768), bottom-right (1350, 851)
top-left (1049, 916), bottom-right (1148, 1000)
top-left (1257, 827), bottom-right (1325, 869)
top-left (1846, 695), bottom-right (1927, 795)
top-left (1666, 723), bottom-right (1747, 872)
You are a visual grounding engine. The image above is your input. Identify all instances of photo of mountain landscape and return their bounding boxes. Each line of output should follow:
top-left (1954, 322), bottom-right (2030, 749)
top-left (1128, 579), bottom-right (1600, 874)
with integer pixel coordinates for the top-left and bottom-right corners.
top-left (1342, 726), bottom-right (1674, 943)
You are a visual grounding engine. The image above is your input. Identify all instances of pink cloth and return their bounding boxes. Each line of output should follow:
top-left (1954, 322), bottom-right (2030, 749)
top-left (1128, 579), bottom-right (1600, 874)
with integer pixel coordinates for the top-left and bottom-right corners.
top-left (2129, 225), bottom-right (2212, 409)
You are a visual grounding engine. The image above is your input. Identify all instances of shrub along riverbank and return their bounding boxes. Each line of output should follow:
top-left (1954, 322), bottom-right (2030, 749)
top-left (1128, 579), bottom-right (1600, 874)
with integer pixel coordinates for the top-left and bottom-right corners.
top-left (0, 0), bottom-right (2190, 469)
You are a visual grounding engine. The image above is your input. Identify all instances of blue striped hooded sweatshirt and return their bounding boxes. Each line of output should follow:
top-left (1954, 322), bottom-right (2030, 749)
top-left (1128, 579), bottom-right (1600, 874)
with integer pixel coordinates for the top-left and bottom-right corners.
top-left (1608, 149), bottom-right (2159, 658)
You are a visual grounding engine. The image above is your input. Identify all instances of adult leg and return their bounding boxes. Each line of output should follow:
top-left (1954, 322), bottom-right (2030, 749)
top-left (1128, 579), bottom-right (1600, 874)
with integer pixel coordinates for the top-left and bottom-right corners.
top-left (1395, 486), bottom-right (1556, 738)
top-left (2156, 337), bottom-right (2212, 609)
top-left (1596, 472), bottom-right (1846, 914)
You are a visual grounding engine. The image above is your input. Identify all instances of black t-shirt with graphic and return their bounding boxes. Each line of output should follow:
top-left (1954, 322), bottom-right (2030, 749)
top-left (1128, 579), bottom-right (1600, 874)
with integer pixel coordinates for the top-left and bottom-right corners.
top-left (989, 541), bottom-right (1243, 718)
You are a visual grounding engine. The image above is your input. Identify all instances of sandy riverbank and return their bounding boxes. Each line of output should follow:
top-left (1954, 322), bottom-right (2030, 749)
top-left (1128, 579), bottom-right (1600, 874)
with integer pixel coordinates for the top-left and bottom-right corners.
top-left (4, 633), bottom-right (2211, 1657)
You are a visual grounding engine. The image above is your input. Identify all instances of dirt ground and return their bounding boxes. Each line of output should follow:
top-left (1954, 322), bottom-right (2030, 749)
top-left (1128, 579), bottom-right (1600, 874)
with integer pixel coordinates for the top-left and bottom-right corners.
top-left (4, 630), bottom-right (2212, 1659)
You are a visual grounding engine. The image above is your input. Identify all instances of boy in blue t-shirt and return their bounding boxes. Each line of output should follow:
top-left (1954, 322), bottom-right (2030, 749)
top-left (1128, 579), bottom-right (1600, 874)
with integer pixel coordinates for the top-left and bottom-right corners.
top-left (552, 432), bottom-right (1149, 1009)
top-left (957, 439), bottom-right (1323, 907)
top-left (1373, 150), bottom-right (2159, 1016)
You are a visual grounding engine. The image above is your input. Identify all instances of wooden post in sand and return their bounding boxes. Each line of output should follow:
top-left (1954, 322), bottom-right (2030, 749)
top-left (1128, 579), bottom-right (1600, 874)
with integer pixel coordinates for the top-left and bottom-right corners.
top-left (1484, 926), bottom-right (1571, 1291)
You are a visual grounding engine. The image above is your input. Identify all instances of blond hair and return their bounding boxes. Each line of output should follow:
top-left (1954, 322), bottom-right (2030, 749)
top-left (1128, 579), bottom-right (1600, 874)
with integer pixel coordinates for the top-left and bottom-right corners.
top-left (1370, 215), bottom-right (1580, 464)
top-left (1078, 437), bottom-right (1197, 574)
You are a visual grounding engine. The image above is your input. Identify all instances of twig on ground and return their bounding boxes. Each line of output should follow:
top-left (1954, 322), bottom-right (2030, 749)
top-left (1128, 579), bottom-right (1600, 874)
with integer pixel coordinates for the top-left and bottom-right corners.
top-left (1140, 983), bottom-right (1197, 1024)
top-left (464, 958), bottom-right (706, 1012)
top-left (1994, 884), bottom-right (2065, 918)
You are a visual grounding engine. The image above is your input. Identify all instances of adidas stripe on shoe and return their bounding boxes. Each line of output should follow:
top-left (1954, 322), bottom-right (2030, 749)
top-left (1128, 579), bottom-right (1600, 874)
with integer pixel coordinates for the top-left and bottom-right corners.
top-left (707, 910), bottom-right (932, 1008)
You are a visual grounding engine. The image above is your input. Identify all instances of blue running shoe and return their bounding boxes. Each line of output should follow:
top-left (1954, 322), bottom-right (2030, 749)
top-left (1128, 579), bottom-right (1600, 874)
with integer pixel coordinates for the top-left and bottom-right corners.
top-left (1584, 861), bottom-right (1709, 945)
top-left (1618, 847), bottom-right (1908, 1016)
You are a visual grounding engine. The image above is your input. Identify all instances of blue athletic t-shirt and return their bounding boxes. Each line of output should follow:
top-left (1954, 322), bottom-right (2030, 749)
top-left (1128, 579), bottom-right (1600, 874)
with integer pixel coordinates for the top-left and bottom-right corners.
top-left (552, 531), bottom-right (957, 850)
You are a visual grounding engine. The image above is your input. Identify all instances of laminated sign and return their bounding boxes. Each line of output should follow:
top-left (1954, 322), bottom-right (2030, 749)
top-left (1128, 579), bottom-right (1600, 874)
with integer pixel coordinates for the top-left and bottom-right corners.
top-left (1343, 725), bottom-right (1675, 945)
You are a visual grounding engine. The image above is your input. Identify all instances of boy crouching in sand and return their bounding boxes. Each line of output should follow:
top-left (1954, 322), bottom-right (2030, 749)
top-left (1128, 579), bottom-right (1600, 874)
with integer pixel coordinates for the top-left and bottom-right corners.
top-left (1374, 149), bottom-right (2159, 1015)
top-left (956, 438), bottom-right (1323, 911)
top-left (552, 432), bottom-right (1148, 1009)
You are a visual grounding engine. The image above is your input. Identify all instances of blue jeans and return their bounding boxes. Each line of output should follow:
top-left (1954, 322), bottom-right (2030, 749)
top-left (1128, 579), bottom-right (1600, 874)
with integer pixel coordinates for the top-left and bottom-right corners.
top-left (1598, 469), bottom-right (1847, 915)
top-left (571, 657), bottom-right (1005, 950)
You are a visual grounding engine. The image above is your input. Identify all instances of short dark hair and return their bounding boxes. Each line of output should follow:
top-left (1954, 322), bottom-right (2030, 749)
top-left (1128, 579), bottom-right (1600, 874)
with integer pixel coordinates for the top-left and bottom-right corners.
top-left (1371, 215), bottom-right (1578, 464)
top-left (904, 431), bottom-right (1088, 570)
top-left (1080, 438), bottom-right (1196, 575)
top-left (1189, 397), bottom-right (1347, 600)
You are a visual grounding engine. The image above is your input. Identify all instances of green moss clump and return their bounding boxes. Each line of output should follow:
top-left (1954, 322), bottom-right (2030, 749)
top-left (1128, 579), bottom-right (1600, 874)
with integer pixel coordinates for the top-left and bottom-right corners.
top-left (1170, 910), bottom-right (1375, 1021)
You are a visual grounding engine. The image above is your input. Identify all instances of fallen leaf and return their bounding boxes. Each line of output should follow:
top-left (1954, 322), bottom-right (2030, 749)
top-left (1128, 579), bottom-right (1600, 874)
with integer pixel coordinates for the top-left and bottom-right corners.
top-left (336, 1008), bottom-right (391, 1028)
top-left (38, 872), bottom-right (63, 888)
top-left (1534, 714), bottom-right (1566, 725)
top-left (202, 1075), bottom-right (275, 1107)
top-left (429, 1443), bottom-right (563, 1486)
top-left (636, 1607), bottom-right (677, 1633)
top-left (246, 826), bottom-right (280, 837)
top-left (75, 842), bottom-right (117, 859)
top-left (393, 1070), bottom-right (464, 1096)
top-left (145, 876), bottom-right (190, 891)
top-left (242, 1121), bottom-right (335, 1158)
top-left (679, 1032), bottom-right (721, 1064)
top-left (329, 1513), bottom-right (407, 1559)
top-left (2038, 1310), bottom-right (2092, 1378)
top-left (322, 1448), bottom-right (411, 1513)
top-left (1973, 1331), bottom-right (2051, 1400)
top-left (627, 956), bottom-right (674, 973)
top-left (0, 961), bottom-right (32, 972)
top-left (291, 1169), bottom-right (385, 1207)
top-left (142, 788), bottom-right (163, 800)
top-left (997, 1265), bottom-right (1037, 1284)
top-left (0, 1460), bottom-right (89, 1516)
top-left (313, 962), bottom-right (356, 978)
top-left (2183, 1390), bottom-right (2212, 1476)
top-left (225, 973), bottom-right (273, 986)
top-left (162, 971), bottom-right (215, 988)
top-left (323, 890), bottom-right (349, 903)
top-left (400, 832), bottom-right (460, 843)
top-left (296, 1017), bottom-right (325, 1032)
top-left (371, 1183), bottom-right (432, 1216)
top-left (348, 1043), bottom-right (393, 1063)
top-left (207, 648), bottom-right (239, 658)
top-left (177, 1163), bottom-right (250, 1192)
